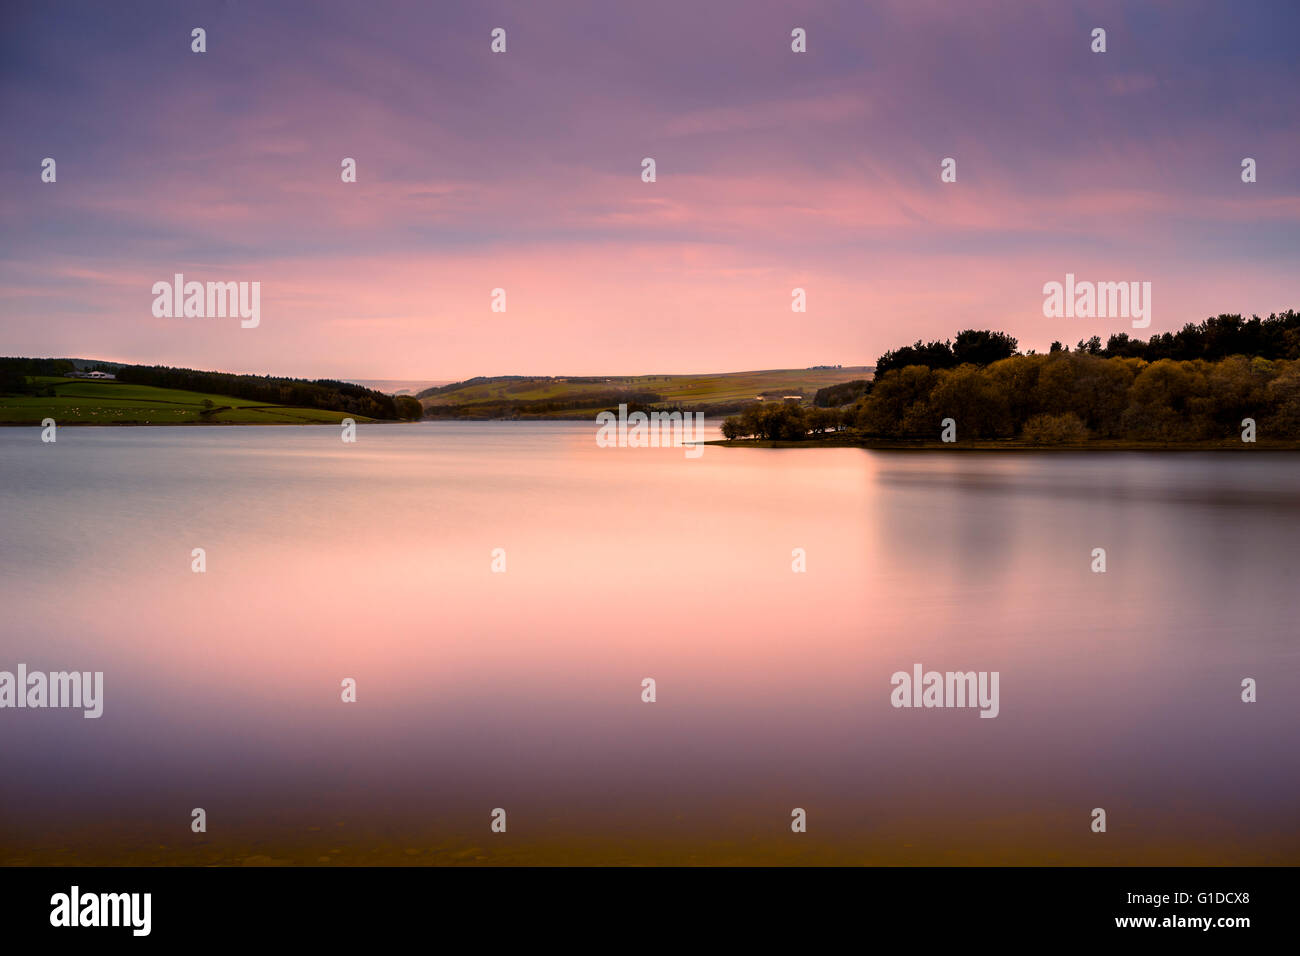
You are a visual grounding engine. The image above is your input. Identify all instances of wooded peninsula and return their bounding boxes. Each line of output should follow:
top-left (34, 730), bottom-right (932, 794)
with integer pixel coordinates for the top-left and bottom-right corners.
top-left (718, 312), bottom-right (1300, 448)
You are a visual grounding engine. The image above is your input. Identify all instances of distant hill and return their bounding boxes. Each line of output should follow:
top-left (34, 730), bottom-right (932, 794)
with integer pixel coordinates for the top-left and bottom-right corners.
top-left (344, 378), bottom-right (452, 396)
top-left (419, 368), bottom-right (873, 419)
top-left (3, 360), bottom-right (874, 423)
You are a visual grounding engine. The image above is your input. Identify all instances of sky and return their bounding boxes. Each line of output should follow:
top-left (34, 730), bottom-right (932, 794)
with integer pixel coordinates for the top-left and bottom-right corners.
top-left (1, 0), bottom-right (1297, 381)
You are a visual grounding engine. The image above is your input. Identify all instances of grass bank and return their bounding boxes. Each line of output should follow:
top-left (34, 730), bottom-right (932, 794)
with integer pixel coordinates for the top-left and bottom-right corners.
top-left (0, 377), bottom-right (375, 425)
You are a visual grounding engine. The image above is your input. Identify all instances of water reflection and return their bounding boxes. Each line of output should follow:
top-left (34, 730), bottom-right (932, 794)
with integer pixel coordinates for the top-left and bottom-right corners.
top-left (1, 425), bottom-right (1296, 864)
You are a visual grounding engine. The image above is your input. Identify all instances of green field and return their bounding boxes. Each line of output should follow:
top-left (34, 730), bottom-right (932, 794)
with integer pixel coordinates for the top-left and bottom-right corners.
top-left (421, 367), bottom-right (872, 417)
top-left (0, 378), bottom-right (373, 425)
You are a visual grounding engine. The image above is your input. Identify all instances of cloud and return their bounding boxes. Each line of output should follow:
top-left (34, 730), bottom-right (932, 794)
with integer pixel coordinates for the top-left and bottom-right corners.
top-left (1, 0), bottom-right (1296, 377)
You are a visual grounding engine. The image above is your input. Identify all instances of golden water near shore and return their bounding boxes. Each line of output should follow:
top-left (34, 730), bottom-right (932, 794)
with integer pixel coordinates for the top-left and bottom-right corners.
top-left (2, 423), bottom-right (1298, 866)
top-left (10, 814), bottom-right (1298, 867)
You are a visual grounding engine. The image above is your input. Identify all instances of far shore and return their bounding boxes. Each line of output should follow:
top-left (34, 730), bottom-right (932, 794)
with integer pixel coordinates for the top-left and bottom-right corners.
top-left (707, 436), bottom-right (1300, 452)
top-left (0, 419), bottom-right (385, 427)
top-left (8, 420), bottom-right (1299, 451)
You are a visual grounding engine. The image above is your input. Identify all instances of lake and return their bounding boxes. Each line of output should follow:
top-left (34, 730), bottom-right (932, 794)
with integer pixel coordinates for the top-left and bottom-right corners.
top-left (1, 422), bottom-right (1297, 864)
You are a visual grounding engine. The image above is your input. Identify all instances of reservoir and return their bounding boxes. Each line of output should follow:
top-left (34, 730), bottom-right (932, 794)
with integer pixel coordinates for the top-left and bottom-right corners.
top-left (1, 423), bottom-right (1297, 864)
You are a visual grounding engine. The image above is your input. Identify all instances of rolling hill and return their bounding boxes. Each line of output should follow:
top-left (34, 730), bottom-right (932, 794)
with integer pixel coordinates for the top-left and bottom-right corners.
top-left (0, 377), bottom-right (375, 425)
top-left (419, 367), bottom-right (873, 419)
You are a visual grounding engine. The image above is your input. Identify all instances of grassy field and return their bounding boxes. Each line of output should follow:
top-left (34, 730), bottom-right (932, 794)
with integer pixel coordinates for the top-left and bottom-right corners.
top-left (421, 367), bottom-right (872, 416)
top-left (0, 377), bottom-right (373, 425)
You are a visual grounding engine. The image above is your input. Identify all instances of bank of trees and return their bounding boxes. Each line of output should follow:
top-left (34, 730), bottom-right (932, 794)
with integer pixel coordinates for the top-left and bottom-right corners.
top-left (720, 402), bottom-right (849, 440)
top-left (424, 389), bottom-right (662, 419)
top-left (115, 365), bottom-right (421, 420)
top-left (874, 313), bottom-right (1300, 378)
top-left (722, 351), bottom-right (1300, 443)
top-left (874, 330), bottom-right (1020, 378)
top-left (812, 379), bottom-right (871, 407)
top-left (0, 357), bottom-right (76, 393)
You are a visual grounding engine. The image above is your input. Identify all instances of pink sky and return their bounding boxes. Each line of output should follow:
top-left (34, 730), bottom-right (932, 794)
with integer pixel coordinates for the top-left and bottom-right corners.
top-left (2, 0), bottom-right (1297, 379)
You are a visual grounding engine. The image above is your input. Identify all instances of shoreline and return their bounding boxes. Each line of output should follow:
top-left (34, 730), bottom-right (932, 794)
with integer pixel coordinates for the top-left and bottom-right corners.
top-left (707, 436), bottom-right (1300, 451)
top-left (0, 419), bottom-right (389, 427)
top-left (6, 420), bottom-right (1299, 450)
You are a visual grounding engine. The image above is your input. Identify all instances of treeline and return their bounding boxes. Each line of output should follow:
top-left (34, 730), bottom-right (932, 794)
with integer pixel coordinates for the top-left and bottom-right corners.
top-left (813, 379), bottom-right (871, 407)
top-left (114, 365), bottom-right (423, 420)
top-left (721, 403), bottom-right (850, 440)
top-left (875, 330), bottom-right (1020, 377)
top-left (874, 312), bottom-right (1300, 378)
top-left (1086, 311), bottom-right (1300, 362)
top-left (424, 390), bottom-right (662, 419)
top-left (724, 310), bottom-right (1300, 443)
top-left (0, 357), bottom-right (76, 392)
top-left (865, 352), bottom-right (1300, 440)
top-left (724, 352), bottom-right (1300, 443)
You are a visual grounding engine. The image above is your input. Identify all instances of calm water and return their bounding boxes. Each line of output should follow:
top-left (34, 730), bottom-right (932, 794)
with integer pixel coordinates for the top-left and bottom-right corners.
top-left (2, 423), bottom-right (1298, 865)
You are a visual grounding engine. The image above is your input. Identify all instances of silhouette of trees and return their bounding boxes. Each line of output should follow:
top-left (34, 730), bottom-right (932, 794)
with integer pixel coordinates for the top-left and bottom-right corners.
top-left (871, 314), bottom-right (1300, 377)
top-left (722, 351), bottom-right (1300, 443)
top-left (874, 329), bottom-right (1018, 378)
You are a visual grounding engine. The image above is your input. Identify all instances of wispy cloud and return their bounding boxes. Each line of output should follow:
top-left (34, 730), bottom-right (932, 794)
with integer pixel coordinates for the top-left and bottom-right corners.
top-left (1, 0), bottom-right (1296, 377)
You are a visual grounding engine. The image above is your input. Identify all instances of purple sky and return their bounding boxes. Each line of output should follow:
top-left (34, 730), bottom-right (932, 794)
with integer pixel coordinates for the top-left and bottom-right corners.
top-left (2, 0), bottom-right (1297, 380)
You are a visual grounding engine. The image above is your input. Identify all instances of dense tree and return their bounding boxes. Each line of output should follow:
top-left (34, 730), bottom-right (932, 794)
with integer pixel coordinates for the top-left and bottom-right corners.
top-left (806, 406), bottom-right (843, 435)
top-left (1076, 335), bottom-right (1103, 356)
top-left (854, 365), bottom-right (937, 437)
top-left (873, 339), bottom-right (957, 379)
top-left (394, 396), bottom-right (424, 420)
top-left (723, 311), bottom-right (1300, 444)
top-left (813, 379), bottom-right (871, 407)
top-left (722, 402), bottom-right (812, 440)
top-left (1121, 359), bottom-right (1211, 440)
top-left (114, 364), bottom-right (406, 419)
top-left (1022, 412), bottom-right (1089, 444)
top-left (0, 357), bottom-right (75, 393)
top-left (1112, 312), bottom-right (1300, 363)
top-left (952, 329), bottom-right (1019, 366)
top-left (927, 364), bottom-right (1014, 438)
top-left (871, 313), bottom-right (1300, 375)
top-left (1265, 363), bottom-right (1300, 434)
top-left (875, 329), bottom-right (1017, 378)
top-left (721, 353), bottom-right (1300, 443)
